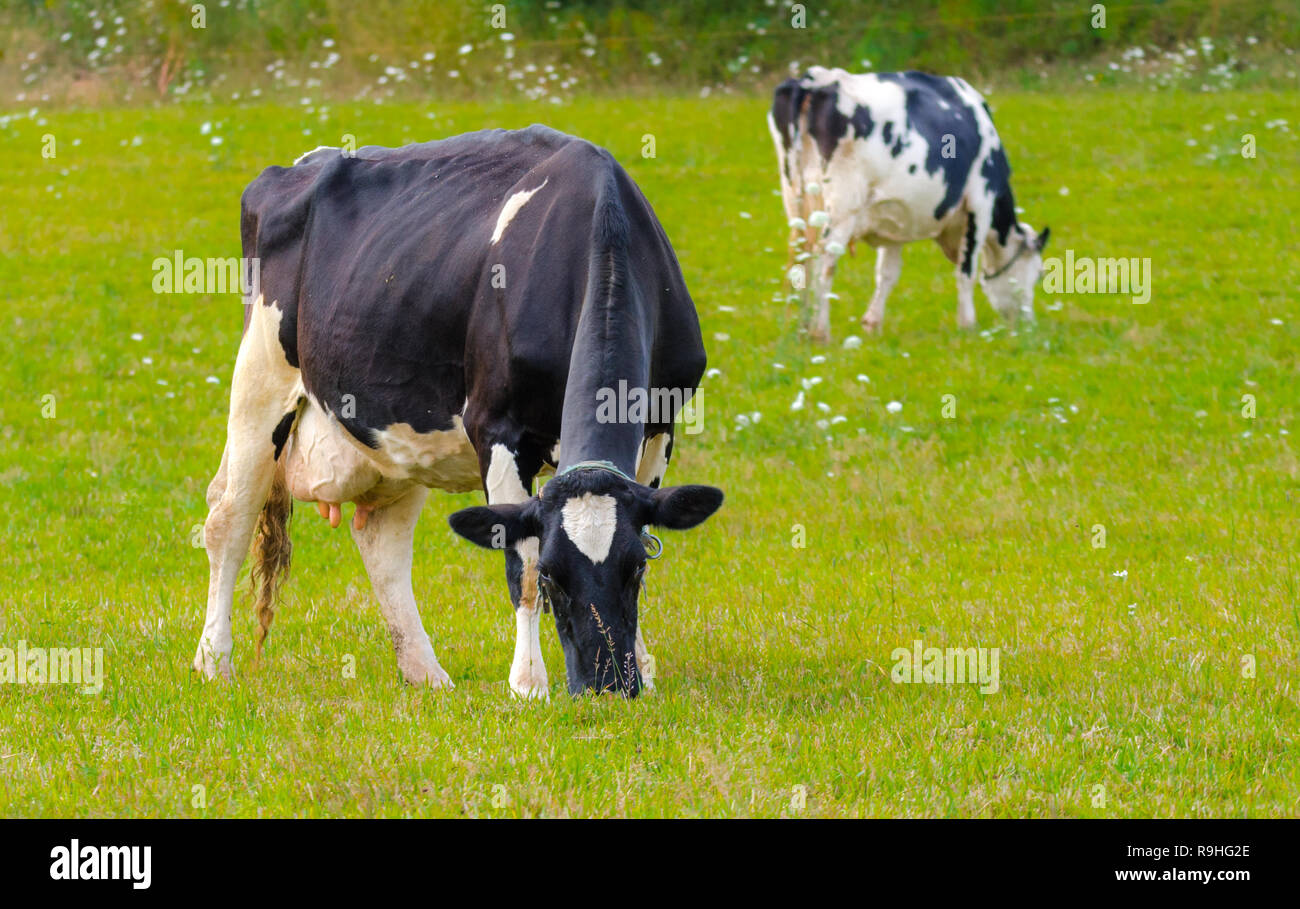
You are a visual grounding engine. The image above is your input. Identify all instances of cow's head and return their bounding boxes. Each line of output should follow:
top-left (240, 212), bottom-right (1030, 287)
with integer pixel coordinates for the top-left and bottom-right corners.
top-left (982, 222), bottom-right (1050, 319)
top-left (448, 466), bottom-right (723, 697)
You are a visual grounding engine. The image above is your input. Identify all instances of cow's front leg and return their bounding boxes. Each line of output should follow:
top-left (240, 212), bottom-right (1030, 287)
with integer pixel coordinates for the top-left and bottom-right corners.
top-left (351, 484), bottom-right (451, 687)
top-left (956, 270), bottom-right (977, 330)
top-left (507, 539), bottom-right (547, 698)
top-left (633, 431), bottom-right (674, 691)
top-left (862, 245), bottom-right (902, 333)
top-left (956, 212), bottom-right (985, 330)
top-left (481, 441), bottom-right (548, 698)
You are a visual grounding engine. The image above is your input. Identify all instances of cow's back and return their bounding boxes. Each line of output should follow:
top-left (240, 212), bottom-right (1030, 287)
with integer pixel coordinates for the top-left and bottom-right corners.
top-left (238, 125), bottom-right (699, 450)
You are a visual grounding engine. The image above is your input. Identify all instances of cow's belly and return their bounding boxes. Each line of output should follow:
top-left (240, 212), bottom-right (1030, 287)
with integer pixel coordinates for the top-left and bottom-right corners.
top-left (283, 401), bottom-right (481, 505)
top-left (858, 181), bottom-right (960, 246)
top-left (822, 158), bottom-right (957, 246)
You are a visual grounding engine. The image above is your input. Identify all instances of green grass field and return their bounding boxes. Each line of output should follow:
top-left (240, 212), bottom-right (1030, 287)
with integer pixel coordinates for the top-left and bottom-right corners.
top-left (0, 86), bottom-right (1297, 816)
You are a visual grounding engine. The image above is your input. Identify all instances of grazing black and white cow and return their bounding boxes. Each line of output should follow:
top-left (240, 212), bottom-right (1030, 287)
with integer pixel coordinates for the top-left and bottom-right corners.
top-left (195, 125), bottom-right (723, 698)
top-left (768, 67), bottom-right (1050, 340)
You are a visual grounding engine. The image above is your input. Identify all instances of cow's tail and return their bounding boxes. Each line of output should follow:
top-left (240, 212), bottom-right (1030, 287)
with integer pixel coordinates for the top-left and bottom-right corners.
top-left (250, 466), bottom-right (293, 661)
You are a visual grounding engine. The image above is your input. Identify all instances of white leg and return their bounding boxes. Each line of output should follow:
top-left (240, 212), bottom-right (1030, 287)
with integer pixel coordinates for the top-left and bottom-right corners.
top-left (508, 536), bottom-right (547, 698)
top-left (194, 300), bottom-right (300, 680)
top-left (956, 269), bottom-right (977, 329)
top-left (809, 245), bottom-right (840, 344)
top-left (632, 432), bottom-right (674, 691)
top-left (485, 443), bottom-right (548, 698)
top-left (351, 484), bottom-right (451, 687)
top-left (862, 245), bottom-right (902, 333)
top-left (957, 215), bottom-right (985, 330)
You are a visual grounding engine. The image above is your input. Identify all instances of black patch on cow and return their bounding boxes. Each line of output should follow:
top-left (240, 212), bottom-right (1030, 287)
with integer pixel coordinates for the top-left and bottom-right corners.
top-left (881, 121), bottom-right (893, 145)
top-left (908, 163), bottom-right (917, 174)
top-left (850, 105), bottom-right (874, 140)
top-left (891, 137), bottom-right (905, 158)
top-left (878, 71), bottom-right (983, 220)
top-left (960, 211), bottom-right (978, 276)
top-left (270, 411), bottom-right (297, 460)
top-left (769, 78), bottom-right (807, 181)
top-left (980, 144), bottom-right (1019, 245)
top-left (804, 86), bottom-right (850, 164)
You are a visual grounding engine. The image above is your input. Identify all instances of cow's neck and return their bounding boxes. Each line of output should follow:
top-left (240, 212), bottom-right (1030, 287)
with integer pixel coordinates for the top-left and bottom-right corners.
top-left (982, 189), bottom-right (1021, 273)
top-left (557, 295), bottom-right (651, 479)
top-left (983, 233), bottom-right (1017, 273)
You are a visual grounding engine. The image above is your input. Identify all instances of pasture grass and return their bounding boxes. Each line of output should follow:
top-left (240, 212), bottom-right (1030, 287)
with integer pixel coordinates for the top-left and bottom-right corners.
top-left (0, 86), bottom-right (1297, 816)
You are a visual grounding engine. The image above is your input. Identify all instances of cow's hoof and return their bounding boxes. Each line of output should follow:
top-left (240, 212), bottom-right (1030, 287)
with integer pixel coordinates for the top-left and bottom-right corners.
top-left (509, 673), bottom-right (550, 700)
top-left (402, 661), bottom-right (454, 689)
top-left (192, 645), bottom-right (233, 681)
top-left (861, 315), bottom-right (882, 334)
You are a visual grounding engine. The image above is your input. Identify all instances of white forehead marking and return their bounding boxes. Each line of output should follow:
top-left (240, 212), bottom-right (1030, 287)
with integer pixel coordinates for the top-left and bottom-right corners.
top-left (560, 493), bottom-right (618, 564)
top-left (491, 178), bottom-right (549, 245)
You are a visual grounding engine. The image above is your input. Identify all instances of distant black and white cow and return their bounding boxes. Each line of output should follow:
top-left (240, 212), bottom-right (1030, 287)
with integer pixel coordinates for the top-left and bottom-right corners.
top-left (769, 67), bottom-right (1050, 340)
top-left (195, 125), bottom-right (723, 698)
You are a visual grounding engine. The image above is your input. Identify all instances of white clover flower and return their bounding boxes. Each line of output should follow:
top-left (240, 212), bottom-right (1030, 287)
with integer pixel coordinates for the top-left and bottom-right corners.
top-left (808, 210), bottom-right (830, 228)
top-left (886, 401), bottom-right (903, 414)
top-left (842, 335), bottom-right (862, 349)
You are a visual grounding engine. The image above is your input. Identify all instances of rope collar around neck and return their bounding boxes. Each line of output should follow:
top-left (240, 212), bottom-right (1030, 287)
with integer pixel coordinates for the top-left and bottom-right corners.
top-left (982, 240), bottom-right (1029, 281)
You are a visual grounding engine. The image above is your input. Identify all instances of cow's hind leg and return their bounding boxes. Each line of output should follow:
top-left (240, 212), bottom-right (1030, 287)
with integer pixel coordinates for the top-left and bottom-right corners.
top-left (194, 301), bottom-right (302, 679)
top-left (808, 241), bottom-right (842, 344)
top-left (862, 245), bottom-right (902, 333)
top-left (351, 484), bottom-right (451, 688)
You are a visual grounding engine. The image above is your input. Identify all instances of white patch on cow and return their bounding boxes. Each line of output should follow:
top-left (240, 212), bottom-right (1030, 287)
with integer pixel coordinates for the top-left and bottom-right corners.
top-left (636, 433), bottom-right (671, 487)
top-left (490, 178), bottom-right (549, 245)
top-left (293, 145), bottom-right (337, 166)
top-left (486, 443), bottom-right (530, 503)
top-left (367, 418), bottom-right (481, 492)
top-left (561, 493), bottom-right (618, 564)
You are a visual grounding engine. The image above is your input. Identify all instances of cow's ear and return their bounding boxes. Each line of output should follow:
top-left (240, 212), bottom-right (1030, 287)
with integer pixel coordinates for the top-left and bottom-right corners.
top-left (645, 485), bottom-right (724, 530)
top-left (1034, 226), bottom-right (1050, 252)
top-left (448, 501), bottom-right (539, 550)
